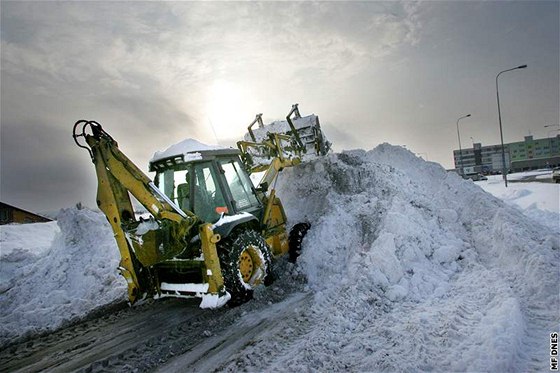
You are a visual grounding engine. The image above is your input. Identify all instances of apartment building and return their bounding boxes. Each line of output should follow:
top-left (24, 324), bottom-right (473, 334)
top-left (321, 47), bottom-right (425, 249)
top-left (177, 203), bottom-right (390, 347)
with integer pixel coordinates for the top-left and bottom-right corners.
top-left (453, 135), bottom-right (560, 174)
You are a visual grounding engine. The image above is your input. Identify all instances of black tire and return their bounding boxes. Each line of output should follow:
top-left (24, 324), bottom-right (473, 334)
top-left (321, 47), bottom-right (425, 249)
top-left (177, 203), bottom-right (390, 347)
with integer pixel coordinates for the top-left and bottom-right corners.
top-left (288, 222), bottom-right (311, 263)
top-left (217, 229), bottom-right (272, 306)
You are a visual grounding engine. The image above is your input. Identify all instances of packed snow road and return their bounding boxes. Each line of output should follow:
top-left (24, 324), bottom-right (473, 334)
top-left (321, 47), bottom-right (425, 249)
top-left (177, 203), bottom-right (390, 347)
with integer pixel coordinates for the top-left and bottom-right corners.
top-left (0, 299), bottom-right (206, 372)
top-left (1, 144), bottom-right (558, 372)
top-left (0, 270), bottom-right (309, 373)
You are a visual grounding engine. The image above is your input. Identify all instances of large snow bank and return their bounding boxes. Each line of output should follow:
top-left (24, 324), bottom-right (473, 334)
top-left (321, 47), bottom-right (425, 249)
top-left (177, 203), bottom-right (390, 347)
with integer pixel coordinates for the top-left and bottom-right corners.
top-left (271, 144), bottom-right (559, 371)
top-left (0, 208), bottom-right (125, 346)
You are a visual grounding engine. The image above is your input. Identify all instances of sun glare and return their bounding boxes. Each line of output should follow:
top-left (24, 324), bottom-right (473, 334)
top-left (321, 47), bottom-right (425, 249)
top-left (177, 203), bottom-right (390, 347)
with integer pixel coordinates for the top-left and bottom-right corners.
top-left (205, 80), bottom-right (255, 143)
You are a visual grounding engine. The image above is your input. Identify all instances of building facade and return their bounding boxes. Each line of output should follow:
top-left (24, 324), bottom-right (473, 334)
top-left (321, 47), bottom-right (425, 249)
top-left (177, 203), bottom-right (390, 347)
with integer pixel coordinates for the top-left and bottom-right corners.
top-left (509, 135), bottom-right (560, 171)
top-left (453, 135), bottom-right (560, 174)
top-left (0, 202), bottom-right (52, 225)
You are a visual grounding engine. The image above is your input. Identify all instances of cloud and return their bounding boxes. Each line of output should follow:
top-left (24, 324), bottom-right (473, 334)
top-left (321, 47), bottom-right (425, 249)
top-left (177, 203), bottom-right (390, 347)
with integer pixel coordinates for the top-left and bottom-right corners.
top-left (2, 0), bottom-right (558, 213)
top-left (1, 1), bottom-right (424, 211)
top-left (2, 2), bottom-right (423, 101)
top-left (0, 115), bottom-right (95, 211)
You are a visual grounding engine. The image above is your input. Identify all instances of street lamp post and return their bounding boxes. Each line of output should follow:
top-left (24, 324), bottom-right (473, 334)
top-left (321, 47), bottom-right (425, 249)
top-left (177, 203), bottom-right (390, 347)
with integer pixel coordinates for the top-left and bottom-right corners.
top-left (456, 114), bottom-right (471, 176)
top-left (496, 64), bottom-right (527, 187)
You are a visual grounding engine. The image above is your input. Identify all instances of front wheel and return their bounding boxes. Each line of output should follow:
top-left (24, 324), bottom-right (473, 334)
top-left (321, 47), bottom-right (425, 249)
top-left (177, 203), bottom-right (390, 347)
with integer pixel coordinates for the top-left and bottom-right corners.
top-left (218, 229), bottom-right (272, 306)
top-left (288, 222), bottom-right (311, 263)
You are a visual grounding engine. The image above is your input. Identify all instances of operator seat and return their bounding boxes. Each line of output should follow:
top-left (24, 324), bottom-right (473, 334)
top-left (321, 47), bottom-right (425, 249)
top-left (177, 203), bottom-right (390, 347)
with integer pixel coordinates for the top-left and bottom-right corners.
top-left (177, 183), bottom-right (190, 211)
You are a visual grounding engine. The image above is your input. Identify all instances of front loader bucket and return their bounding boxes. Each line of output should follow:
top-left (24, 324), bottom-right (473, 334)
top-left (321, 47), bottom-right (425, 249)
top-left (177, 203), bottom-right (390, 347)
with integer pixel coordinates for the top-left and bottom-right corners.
top-left (286, 112), bottom-right (331, 156)
top-left (240, 104), bottom-right (331, 169)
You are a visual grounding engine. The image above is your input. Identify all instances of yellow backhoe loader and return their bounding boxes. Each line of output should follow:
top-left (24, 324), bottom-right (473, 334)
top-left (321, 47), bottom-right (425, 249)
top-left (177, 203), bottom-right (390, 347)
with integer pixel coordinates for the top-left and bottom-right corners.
top-left (72, 104), bottom-right (329, 307)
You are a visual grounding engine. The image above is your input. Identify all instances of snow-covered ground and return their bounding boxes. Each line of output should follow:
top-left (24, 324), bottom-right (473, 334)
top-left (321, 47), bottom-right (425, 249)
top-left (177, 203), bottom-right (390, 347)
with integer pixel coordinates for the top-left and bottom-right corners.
top-left (477, 174), bottom-right (559, 231)
top-left (1, 145), bottom-right (558, 371)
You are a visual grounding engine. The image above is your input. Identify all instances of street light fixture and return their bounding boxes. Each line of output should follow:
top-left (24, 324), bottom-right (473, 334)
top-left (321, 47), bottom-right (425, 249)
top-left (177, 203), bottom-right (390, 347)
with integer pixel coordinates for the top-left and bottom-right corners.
top-left (496, 64), bottom-right (527, 187)
top-left (545, 124), bottom-right (560, 138)
top-left (456, 114), bottom-right (471, 176)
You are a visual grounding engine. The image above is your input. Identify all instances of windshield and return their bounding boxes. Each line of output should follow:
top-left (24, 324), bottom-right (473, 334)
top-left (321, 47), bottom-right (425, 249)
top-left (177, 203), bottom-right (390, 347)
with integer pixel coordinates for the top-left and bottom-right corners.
top-left (220, 159), bottom-right (259, 211)
top-left (155, 163), bottom-right (227, 223)
top-left (154, 159), bottom-right (258, 222)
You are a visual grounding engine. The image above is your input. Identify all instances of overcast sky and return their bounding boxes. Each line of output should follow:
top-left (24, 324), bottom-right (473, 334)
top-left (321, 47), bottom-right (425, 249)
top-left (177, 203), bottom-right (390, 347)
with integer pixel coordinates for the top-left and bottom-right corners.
top-left (1, 1), bottom-right (559, 213)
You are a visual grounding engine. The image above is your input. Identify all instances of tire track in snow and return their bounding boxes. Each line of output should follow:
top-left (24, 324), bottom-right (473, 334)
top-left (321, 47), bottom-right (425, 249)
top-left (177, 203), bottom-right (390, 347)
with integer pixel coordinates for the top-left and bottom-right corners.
top-left (157, 292), bottom-right (312, 373)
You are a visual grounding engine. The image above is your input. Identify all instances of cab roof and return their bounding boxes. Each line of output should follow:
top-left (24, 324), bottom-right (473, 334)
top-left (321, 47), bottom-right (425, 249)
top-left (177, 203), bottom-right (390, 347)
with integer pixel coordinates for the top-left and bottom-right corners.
top-left (149, 138), bottom-right (239, 172)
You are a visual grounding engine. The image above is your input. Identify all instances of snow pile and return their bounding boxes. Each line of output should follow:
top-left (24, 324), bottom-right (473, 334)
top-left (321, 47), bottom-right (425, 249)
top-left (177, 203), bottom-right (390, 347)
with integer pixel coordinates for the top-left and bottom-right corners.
top-left (271, 145), bottom-right (559, 371)
top-left (0, 208), bottom-right (126, 346)
top-left (0, 221), bottom-right (59, 293)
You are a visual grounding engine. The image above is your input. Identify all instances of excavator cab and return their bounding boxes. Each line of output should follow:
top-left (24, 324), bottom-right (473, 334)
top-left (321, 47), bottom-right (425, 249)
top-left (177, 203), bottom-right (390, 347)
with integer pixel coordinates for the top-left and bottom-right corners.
top-left (150, 147), bottom-right (263, 224)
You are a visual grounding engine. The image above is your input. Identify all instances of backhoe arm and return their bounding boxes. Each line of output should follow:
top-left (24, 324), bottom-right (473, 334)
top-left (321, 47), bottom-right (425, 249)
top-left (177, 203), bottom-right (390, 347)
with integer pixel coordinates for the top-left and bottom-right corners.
top-left (73, 120), bottom-right (201, 302)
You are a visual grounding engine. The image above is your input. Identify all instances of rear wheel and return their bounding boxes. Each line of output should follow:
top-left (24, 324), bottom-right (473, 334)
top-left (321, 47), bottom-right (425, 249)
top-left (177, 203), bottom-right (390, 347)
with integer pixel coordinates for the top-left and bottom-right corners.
top-left (218, 229), bottom-right (272, 306)
top-left (288, 222), bottom-right (311, 263)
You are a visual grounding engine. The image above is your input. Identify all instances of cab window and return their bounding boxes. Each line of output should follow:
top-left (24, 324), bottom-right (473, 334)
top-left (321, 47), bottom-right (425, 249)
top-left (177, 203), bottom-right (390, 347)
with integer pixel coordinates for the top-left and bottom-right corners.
top-left (155, 169), bottom-right (190, 211)
top-left (192, 162), bottom-right (227, 223)
top-left (220, 159), bottom-right (259, 211)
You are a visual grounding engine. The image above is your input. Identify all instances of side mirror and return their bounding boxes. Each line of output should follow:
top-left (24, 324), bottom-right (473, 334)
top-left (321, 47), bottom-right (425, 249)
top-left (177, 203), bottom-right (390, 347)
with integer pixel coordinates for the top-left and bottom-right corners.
top-left (255, 181), bottom-right (269, 193)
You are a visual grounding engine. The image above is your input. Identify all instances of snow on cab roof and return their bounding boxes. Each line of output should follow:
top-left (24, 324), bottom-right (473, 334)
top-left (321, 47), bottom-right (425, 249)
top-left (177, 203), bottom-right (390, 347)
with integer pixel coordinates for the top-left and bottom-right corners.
top-left (150, 138), bottom-right (230, 163)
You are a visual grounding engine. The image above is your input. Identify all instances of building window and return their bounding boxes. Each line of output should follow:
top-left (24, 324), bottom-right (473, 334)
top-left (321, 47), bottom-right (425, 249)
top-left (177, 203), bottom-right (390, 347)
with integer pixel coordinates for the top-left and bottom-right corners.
top-left (0, 209), bottom-right (10, 223)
